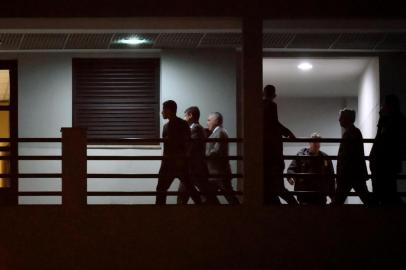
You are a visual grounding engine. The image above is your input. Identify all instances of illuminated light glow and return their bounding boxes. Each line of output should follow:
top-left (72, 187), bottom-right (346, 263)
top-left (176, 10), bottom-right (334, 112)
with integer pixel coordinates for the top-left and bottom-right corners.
top-left (297, 62), bottom-right (313, 71)
top-left (116, 37), bottom-right (151, 45)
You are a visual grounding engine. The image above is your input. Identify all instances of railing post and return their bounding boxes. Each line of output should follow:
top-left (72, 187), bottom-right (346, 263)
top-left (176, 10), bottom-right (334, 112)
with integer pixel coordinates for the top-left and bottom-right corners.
top-left (61, 128), bottom-right (87, 208)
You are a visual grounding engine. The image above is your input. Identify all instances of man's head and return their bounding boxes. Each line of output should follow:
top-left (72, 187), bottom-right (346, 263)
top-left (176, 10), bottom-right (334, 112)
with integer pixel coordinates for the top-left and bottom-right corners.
top-left (162, 100), bottom-right (177, 120)
top-left (339, 108), bottom-right (356, 129)
top-left (184, 106), bottom-right (200, 124)
top-left (309, 132), bottom-right (321, 154)
top-left (263, 85), bottom-right (276, 100)
top-left (207, 112), bottom-right (223, 131)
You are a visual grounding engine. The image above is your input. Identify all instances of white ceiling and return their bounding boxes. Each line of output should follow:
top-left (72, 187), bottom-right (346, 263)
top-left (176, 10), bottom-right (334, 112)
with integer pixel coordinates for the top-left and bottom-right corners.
top-left (263, 57), bottom-right (374, 97)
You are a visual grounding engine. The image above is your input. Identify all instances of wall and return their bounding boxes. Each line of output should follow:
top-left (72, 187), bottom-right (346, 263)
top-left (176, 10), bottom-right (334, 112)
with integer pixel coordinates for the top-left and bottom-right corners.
top-left (0, 50), bottom-right (238, 204)
top-left (358, 58), bottom-right (380, 145)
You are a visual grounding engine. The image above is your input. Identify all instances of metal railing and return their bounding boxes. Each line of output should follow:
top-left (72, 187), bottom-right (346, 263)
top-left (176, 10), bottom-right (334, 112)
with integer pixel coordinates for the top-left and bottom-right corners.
top-left (281, 137), bottom-right (406, 199)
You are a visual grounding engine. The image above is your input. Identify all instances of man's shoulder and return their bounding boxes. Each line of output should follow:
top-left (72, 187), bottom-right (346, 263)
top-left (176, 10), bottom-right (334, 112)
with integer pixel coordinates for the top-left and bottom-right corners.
top-left (319, 150), bottom-right (329, 157)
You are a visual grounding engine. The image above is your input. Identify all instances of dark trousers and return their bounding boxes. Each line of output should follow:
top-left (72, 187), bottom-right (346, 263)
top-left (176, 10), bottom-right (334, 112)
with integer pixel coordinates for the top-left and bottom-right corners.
top-left (209, 178), bottom-right (240, 205)
top-left (177, 175), bottom-right (220, 205)
top-left (372, 171), bottom-right (403, 205)
top-left (263, 158), bottom-right (298, 205)
top-left (334, 178), bottom-right (374, 205)
top-left (156, 161), bottom-right (202, 205)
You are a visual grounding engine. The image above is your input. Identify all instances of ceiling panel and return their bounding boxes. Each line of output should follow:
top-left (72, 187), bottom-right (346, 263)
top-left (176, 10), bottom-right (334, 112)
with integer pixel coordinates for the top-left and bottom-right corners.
top-left (154, 33), bottom-right (204, 48)
top-left (0, 33), bottom-right (23, 50)
top-left (20, 33), bottom-right (67, 49)
top-left (287, 33), bottom-right (339, 49)
top-left (199, 33), bottom-right (241, 47)
top-left (332, 33), bottom-right (385, 50)
top-left (65, 33), bottom-right (113, 49)
top-left (263, 33), bottom-right (295, 48)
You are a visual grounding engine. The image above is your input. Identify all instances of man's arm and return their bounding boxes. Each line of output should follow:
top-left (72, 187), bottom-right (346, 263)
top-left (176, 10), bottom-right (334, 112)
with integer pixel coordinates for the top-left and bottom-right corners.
top-left (286, 149), bottom-right (302, 185)
top-left (207, 130), bottom-right (225, 157)
top-left (279, 122), bottom-right (295, 138)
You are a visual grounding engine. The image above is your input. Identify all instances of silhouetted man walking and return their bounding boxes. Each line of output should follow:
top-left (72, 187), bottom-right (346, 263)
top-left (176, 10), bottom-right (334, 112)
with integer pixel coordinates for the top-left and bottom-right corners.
top-left (263, 85), bottom-right (298, 205)
top-left (334, 109), bottom-right (373, 205)
top-left (177, 106), bottom-right (220, 204)
top-left (156, 100), bottom-right (202, 205)
top-left (206, 112), bottom-right (240, 205)
top-left (370, 94), bottom-right (406, 205)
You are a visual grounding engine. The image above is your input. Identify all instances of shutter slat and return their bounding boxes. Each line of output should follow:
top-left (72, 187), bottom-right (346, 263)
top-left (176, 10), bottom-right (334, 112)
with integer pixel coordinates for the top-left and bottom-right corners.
top-left (73, 58), bottom-right (160, 140)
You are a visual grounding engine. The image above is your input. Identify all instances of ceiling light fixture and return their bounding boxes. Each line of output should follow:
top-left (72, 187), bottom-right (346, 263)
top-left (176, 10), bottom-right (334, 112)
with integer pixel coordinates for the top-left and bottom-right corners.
top-left (116, 37), bottom-right (151, 45)
top-left (297, 62), bottom-right (313, 71)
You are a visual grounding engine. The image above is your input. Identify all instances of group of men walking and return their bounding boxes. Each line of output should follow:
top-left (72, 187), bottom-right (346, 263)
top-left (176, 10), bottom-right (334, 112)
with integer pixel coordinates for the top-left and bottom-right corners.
top-left (155, 100), bottom-right (239, 205)
top-left (263, 84), bottom-right (406, 206)
top-left (155, 85), bottom-right (405, 206)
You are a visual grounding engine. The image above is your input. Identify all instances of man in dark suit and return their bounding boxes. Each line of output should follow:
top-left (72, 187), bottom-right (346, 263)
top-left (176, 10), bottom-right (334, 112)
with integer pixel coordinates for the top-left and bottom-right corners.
top-left (155, 100), bottom-right (202, 205)
top-left (177, 106), bottom-right (220, 204)
top-left (334, 109), bottom-right (374, 205)
top-left (263, 85), bottom-right (298, 205)
top-left (370, 94), bottom-right (406, 205)
top-left (206, 112), bottom-right (240, 205)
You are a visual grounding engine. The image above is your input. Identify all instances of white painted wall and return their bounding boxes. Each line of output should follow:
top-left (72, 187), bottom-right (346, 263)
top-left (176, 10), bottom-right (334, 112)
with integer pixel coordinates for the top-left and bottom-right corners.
top-left (358, 58), bottom-right (380, 147)
top-left (278, 96), bottom-right (356, 171)
top-left (1, 50), bottom-right (238, 204)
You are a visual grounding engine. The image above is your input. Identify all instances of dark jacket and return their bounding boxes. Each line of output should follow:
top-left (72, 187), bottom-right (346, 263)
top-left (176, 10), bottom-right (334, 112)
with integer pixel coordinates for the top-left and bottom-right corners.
top-left (263, 99), bottom-right (293, 169)
top-left (287, 148), bottom-right (335, 194)
top-left (337, 125), bottom-right (368, 182)
top-left (161, 117), bottom-right (191, 172)
top-left (370, 112), bottom-right (406, 174)
top-left (188, 123), bottom-right (209, 177)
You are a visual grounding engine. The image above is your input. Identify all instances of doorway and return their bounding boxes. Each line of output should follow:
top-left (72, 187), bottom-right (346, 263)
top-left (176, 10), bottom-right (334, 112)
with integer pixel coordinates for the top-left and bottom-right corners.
top-left (0, 61), bottom-right (18, 205)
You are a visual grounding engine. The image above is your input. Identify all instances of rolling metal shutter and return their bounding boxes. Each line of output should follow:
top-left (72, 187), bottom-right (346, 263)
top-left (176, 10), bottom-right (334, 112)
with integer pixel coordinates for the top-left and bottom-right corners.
top-left (73, 58), bottom-right (160, 139)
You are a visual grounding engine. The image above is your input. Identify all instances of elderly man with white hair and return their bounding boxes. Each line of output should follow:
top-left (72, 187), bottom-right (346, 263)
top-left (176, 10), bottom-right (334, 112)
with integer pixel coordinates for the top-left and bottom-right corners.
top-left (205, 112), bottom-right (240, 205)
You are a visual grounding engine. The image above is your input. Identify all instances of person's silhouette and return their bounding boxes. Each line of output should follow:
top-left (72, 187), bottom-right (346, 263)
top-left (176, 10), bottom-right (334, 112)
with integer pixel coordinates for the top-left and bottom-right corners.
top-left (334, 109), bottom-right (374, 205)
top-left (155, 100), bottom-right (202, 205)
top-left (370, 94), bottom-right (406, 205)
top-left (263, 85), bottom-right (298, 205)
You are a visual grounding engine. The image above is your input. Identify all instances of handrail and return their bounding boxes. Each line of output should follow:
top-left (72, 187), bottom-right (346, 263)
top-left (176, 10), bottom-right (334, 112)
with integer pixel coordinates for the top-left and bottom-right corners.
top-left (87, 138), bottom-right (243, 144)
top-left (87, 191), bottom-right (243, 196)
top-left (87, 173), bottom-right (243, 178)
top-left (282, 138), bottom-right (375, 143)
top-left (283, 173), bottom-right (406, 179)
top-left (0, 138), bottom-right (62, 143)
top-left (87, 155), bottom-right (242, 160)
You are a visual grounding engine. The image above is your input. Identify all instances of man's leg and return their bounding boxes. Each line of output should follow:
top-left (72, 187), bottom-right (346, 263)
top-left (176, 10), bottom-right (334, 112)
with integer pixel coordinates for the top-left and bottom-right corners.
top-left (218, 178), bottom-right (240, 205)
top-left (176, 182), bottom-right (190, 205)
top-left (333, 180), bottom-right (352, 205)
top-left (195, 176), bottom-right (220, 204)
top-left (156, 171), bottom-right (175, 205)
top-left (178, 174), bottom-right (202, 205)
top-left (353, 180), bottom-right (375, 206)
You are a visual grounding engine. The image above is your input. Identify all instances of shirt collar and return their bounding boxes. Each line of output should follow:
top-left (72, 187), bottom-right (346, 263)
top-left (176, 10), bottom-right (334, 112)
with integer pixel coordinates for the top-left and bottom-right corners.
top-left (213, 126), bottom-right (221, 134)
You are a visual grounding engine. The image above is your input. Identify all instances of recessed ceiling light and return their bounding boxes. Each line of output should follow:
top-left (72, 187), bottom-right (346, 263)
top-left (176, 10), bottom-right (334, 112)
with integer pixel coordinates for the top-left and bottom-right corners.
top-left (116, 37), bottom-right (151, 45)
top-left (298, 62), bottom-right (313, 71)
